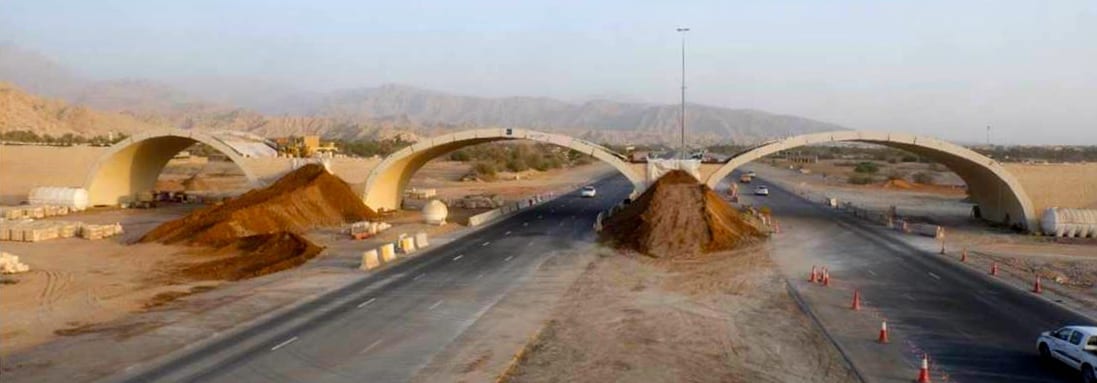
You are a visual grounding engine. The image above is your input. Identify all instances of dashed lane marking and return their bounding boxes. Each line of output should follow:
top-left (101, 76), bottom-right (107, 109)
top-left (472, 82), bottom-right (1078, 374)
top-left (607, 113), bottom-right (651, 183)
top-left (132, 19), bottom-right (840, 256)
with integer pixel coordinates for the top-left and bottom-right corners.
top-left (482, 241), bottom-right (491, 247)
top-left (866, 269), bottom-right (877, 276)
top-left (505, 256), bottom-right (513, 262)
top-left (359, 339), bottom-right (382, 354)
top-left (475, 273), bottom-right (485, 280)
top-left (505, 231), bottom-right (511, 235)
top-left (928, 272), bottom-right (941, 280)
top-left (452, 255), bottom-right (464, 261)
top-left (271, 336), bottom-right (298, 351)
top-left (414, 273), bottom-right (425, 281)
top-left (429, 300), bottom-right (443, 310)
top-left (357, 298), bottom-right (376, 308)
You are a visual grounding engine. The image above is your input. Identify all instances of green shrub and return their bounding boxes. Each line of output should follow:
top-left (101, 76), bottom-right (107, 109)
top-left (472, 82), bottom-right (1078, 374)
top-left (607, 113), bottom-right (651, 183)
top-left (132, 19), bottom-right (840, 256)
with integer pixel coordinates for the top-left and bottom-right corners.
top-left (471, 161), bottom-right (497, 179)
top-left (912, 172), bottom-right (936, 185)
top-left (853, 162), bottom-right (880, 174)
top-left (847, 174), bottom-right (875, 185)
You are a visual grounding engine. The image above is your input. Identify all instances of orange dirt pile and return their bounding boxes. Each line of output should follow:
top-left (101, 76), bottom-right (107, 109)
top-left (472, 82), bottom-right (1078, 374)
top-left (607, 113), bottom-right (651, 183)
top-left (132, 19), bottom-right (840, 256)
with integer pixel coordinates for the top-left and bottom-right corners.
top-left (601, 170), bottom-right (765, 257)
top-left (882, 179), bottom-right (915, 189)
top-left (178, 232), bottom-right (324, 281)
top-left (142, 164), bottom-right (377, 246)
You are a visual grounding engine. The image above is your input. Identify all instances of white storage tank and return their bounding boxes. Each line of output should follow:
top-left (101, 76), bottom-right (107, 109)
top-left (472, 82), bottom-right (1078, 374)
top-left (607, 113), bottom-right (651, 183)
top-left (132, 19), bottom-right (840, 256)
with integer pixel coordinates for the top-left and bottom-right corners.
top-left (28, 187), bottom-right (89, 211)
top-left (422, 200), bottom-right (448, 225)
top-left (1041, 208), bottom-right (1097, 238)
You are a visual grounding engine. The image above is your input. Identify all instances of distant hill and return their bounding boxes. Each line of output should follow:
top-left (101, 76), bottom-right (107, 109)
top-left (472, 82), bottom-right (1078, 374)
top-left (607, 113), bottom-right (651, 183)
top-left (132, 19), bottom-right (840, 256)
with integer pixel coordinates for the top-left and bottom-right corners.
top-left (0, 44), bottom-right (846, 144)
top-left (0, 82), bottom-right (167, 137)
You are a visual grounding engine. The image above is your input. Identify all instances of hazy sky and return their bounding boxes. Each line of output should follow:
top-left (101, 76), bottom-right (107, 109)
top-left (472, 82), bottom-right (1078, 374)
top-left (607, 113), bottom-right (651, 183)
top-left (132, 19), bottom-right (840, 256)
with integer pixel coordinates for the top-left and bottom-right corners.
top-left (2, 0), bottom-right (1096, 144)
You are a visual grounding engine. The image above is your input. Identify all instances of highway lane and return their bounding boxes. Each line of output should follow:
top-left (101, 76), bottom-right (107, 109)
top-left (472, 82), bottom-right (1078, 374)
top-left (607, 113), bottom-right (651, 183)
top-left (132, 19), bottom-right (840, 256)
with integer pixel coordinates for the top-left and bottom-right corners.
top-left (114, 175), bottom-right (632, 383)
top-left (737, 173), bottom-right (1095, 382)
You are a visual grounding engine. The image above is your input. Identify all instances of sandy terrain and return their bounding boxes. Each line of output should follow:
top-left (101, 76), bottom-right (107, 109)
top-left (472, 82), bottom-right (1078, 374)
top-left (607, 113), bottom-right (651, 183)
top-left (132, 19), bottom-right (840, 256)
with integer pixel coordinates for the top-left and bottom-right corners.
top-left (0, 145), bottom-right (107, 205)
top-left (408, 159), bottom-right (614, 203)
top-left (502, 246), bottom-right (857, 383)
top-left (0, 205), bottom-right (211, 355)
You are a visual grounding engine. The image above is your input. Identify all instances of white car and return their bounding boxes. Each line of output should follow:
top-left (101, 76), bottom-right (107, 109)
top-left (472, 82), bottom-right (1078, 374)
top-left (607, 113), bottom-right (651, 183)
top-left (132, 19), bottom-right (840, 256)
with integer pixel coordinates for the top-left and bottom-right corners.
top-left (754, 186), bottom-right (770, 196)
top-left (580, 186), bottom-right (597, 198)
top-left (1036, 325), bottom-right (1097, 382)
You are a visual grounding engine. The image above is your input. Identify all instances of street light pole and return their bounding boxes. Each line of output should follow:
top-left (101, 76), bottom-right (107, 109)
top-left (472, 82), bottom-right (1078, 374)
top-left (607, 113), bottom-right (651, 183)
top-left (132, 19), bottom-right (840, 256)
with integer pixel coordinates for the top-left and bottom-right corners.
top-left (677, 27), bottom-right (689, 160)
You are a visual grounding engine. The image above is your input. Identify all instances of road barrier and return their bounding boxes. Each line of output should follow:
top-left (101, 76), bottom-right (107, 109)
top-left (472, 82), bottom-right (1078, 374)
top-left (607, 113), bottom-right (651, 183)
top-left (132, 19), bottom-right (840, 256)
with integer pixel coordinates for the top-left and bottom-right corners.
top-left (414, 232), bottom-right (429, 248)
top-left (360, 250), bottom-right (380, 270)
top-left (380, 243), bottom-right (397, 263)
top-left (399, 236), bottom-right (416, 254)
top-left (809, 265), bottom-right (818, 282)
top-left (850, 290), bottom-right (862, 310)
top-left (960, 248), bottom-right (968, 262)
top-left (990, 262), bottom-right (999, 276)
top-left (1033, 275), bottom-right (1042, 294)
top-left (467, 191), bottom-right (559, 227)
top-left (822, 269), bottom-right (830, 287)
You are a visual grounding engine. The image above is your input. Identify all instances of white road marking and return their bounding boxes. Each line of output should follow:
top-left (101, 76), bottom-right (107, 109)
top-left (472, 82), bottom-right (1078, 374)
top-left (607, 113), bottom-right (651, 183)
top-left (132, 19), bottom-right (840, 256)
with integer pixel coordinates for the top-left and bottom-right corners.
top-left (505, 256), bottom-right (513, 262)
top-left (928, 272), bottom-right (941, 280)
top-left (429, 300), bottom-right (443, 310)
top-left (414, 273), bottom-right (425, 281)
top-left (505, 231), bottom-right (511, 235)
top-left (271, 336), bottom-right (298, 351)
top-left (452, 255), bottom-right (464, 261)
top-left (538, 215), bottom-right (543, 219)
top-left (357, 298), bottom-right (376, 308)
top-left (359, 339), bottom-right (383, 354)
top-left (523, 222), bottom-right (529, 226)
top-left (475, 273), bottom-right (485, 280)
top-left (482, 241), bottom-right (490, 247)
top-left (866, 269), bottom-right (877, 276)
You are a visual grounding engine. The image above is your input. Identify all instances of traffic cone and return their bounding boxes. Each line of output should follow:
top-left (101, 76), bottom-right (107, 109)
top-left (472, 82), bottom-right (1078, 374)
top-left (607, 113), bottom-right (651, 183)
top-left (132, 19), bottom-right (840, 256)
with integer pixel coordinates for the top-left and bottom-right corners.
top-left (1033, 274), bottom-right (1042, 294)
top-left (809, 266), bottom-right (818, 282)
top-left (851, 289), bottom-right (862, 310)
top-left (877, 320), bottom-right (889, 343)
top-left (822, 269), bottom-right (831, 287)
top-left (916, 353), bottom-right (931, 383)
top-left (939, 242), bottom-right (946, 255)
top-left (960, 248), bottom-right (967, 263)
top-left (990, 263), bottom-right (998, 276)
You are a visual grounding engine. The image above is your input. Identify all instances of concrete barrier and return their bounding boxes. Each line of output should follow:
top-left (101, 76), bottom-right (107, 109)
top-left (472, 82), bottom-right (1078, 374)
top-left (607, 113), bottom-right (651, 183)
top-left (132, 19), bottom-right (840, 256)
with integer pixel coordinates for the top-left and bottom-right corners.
top-left (360, 249), bottom-right (381, 270)
top-left (380, 243), bottom-right (397, 262)
top-left (414, 232), bottom-right (429, 248)
top-left (908, 223), bottom-right (943, 239)
top-left (399, 237), bottom-right (417, 254)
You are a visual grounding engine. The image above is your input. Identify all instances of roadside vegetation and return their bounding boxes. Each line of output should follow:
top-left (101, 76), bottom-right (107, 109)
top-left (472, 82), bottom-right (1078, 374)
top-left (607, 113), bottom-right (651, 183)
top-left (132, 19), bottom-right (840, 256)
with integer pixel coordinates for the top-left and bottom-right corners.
top-left (0, 129), bottom-right (129, 146)
top-left (335, 138), bottom-right (413, 158)
top-left (447, 142), bottom-right (593, 180)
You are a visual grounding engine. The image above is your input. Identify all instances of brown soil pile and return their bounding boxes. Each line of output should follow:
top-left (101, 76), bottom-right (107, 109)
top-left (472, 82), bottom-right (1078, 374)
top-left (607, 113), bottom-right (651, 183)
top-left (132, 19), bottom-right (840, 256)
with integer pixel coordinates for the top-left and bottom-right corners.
top-left (142, 164), bottom-right (377, 246)
top-left (601, 170), bottom-right (765, 257)
top-left (178, 232), bottom-right (324, 281)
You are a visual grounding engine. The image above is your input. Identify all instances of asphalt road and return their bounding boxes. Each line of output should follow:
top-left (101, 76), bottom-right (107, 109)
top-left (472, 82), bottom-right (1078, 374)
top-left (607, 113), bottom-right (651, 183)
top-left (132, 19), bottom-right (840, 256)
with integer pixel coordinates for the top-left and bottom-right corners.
top-left (111, 176), bottom-right (633, 383)
top-left (739, 173), bottom-right (1095, 383)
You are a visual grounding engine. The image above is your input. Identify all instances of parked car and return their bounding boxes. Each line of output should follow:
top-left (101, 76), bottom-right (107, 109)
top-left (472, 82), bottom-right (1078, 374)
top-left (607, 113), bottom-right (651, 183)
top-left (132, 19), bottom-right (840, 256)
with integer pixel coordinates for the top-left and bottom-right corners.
top-left (580, 186), bottom-right (597, 198)
top-left (1036, 325), bottom-right (1097, 382)
top-left (754, 186), bottom-right (770, 196)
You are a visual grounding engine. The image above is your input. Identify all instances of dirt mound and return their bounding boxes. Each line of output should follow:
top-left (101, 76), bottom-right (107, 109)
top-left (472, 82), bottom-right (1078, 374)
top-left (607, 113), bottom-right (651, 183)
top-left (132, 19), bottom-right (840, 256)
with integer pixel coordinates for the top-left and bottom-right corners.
top-left (601, 170), bottom-right (765, 257)
top-left (178, 232), bottom-right (324, 281)
top-left (142, 164), bottom-right (377, 246)
top-left (882, 179), bottom-right (914, 189)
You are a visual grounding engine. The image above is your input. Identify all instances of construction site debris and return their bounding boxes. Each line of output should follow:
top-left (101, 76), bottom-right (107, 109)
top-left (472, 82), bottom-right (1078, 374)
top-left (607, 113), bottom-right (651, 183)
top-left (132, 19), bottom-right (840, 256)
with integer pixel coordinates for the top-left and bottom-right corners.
top-left (0, 251), bottom-right (30, 274)
top-left (142, 164), bottom-right (377, 246)
top-left (601, 170), bottom-right (766, 257)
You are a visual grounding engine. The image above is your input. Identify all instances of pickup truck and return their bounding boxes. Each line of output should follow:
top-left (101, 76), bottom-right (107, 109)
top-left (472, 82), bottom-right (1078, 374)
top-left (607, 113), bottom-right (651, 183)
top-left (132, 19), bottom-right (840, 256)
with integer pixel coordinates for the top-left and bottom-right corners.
top-left (1036, 325), bottom-right (1097, 382)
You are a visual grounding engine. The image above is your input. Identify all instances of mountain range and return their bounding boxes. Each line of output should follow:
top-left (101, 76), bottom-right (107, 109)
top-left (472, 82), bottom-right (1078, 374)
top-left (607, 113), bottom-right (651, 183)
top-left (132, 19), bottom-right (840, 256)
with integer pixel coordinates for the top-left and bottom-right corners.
top-left (0, 43), bottom-right (846, 145)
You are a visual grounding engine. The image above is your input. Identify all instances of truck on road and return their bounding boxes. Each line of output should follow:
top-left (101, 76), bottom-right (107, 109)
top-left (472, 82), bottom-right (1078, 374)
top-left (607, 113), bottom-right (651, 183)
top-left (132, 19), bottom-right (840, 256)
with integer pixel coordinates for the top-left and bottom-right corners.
top-left (1036, 325), bottom-right (1097, 382)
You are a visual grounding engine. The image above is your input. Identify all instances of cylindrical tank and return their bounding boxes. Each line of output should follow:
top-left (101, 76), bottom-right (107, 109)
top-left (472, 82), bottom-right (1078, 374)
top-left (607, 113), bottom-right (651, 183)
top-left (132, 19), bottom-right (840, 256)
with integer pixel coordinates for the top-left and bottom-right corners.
top-left (1041, 208), bottom-right (1097, 238)
top-left (28, 187), bottom-right (89, 211)
top-left (422, 200), bottom-right (449, 225)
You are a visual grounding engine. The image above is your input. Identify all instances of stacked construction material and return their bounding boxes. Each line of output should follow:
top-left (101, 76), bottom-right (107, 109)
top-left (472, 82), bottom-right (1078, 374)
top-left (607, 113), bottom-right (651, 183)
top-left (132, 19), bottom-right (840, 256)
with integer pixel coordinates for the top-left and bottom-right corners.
top-left (1, 205), bottom-right (74, 220)
top-left (0, 220), bottom-right (105, 242)
top-left (80, 223), bottom-right (124, 240)
top-left (349, 221), bottom-right (393, 239)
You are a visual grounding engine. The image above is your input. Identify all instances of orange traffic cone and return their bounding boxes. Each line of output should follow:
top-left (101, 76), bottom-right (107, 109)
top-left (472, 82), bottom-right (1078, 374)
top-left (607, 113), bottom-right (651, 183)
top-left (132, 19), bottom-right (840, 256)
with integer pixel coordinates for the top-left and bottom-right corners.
top-left (822, 269), bottom-right (831, 287)
top-left (960, 248), bottom-right (967, 263)
top-left (990, 263), bottom-right (998, 276)
top-left (877, 320), bottom-right (889, 343)
top-left (809, 266), bottom-right (818, 282)
top-left (1033, 274), bottom-right (1042, 294)
top-left (851, 290), bottom-right (862, 310)
top-left (916, 353), bottom-right (931, 383)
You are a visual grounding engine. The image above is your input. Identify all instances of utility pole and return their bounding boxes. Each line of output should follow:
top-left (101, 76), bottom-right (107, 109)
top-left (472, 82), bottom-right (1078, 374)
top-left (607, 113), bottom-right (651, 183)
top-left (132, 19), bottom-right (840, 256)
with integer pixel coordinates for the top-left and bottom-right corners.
top-left (677, 27), bottom-right (689, 160)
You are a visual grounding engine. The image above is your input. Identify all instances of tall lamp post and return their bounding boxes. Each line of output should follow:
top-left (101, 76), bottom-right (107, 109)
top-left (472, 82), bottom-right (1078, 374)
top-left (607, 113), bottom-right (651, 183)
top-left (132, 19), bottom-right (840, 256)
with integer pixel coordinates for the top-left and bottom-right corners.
top-left (677, 27), bottom-right (689, 160)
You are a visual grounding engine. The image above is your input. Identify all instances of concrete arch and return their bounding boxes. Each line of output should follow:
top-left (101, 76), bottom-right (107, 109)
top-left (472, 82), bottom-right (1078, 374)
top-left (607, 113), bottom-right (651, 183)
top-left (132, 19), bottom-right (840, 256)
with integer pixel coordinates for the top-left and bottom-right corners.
top-left (362, 128), bottom-right (645, 211)
top-left (84, 129), bottom-right (264, 206)
top-left (704, 131), bottom-right (1037, 230)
